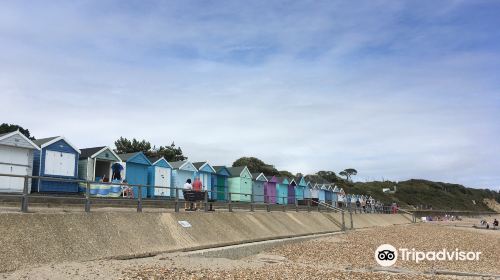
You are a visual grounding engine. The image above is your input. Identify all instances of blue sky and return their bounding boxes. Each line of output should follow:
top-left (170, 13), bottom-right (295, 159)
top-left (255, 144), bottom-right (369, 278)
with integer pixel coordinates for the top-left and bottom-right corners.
top-left (1, 1), bottom-right (499, 190)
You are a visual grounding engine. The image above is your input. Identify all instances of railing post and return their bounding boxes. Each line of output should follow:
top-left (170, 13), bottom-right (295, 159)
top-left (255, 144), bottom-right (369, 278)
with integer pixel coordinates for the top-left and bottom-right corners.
top-left (175, 187), bottom-right (179, 212)
top-left (282, 197), bottom-right (286, 212)
top-left (250, 193), bottom-right (255, 212)
top-left (341, 210), bottom-right (346, 231)
top-left (295, 198), bottom-right (299, 212)
top-left (228, 192), bottom-right (232, 212)
top-left (349, 205), bottom-right (354, 229)
top-left (21, 175), bottom-right (29, 213)
top-left (307, 198), bottom-right (311, 212)
top-left (266, 199), bottom-right (270, 212)
top-left (85, 181), bottom-right (91, 213)
top-left (204, 190), bottom-right (208, 212)
top-left (137, 185), bottom-right (143, 213)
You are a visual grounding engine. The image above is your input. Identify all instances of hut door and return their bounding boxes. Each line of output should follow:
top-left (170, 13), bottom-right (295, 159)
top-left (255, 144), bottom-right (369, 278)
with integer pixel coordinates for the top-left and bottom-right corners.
top-left (154, 167), bottom-right (170, 197)
top-left (45, 151), bottom-right (75, 176)
top-left (0, 164), bottom-right (10, 191)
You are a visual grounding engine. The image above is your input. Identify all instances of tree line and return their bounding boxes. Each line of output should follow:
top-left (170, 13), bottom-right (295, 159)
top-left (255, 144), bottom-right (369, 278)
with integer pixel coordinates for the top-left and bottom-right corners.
top-left (1, 123), bottom-right (355, 181)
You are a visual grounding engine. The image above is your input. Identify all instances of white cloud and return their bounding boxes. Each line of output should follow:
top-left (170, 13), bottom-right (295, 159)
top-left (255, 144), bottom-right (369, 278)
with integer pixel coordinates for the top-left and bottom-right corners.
top-left (0, 0), bottom-right (499, 189)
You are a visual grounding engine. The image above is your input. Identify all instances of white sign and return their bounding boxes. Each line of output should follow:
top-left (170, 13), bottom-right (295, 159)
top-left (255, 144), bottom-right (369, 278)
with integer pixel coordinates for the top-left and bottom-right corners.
top-left (178, 221), bottom-right (192, 228)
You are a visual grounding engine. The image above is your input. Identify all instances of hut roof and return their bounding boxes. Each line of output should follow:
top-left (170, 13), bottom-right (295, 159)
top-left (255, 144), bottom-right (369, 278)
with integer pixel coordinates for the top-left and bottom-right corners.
top-left (80, 146), bottom-right (106, 159)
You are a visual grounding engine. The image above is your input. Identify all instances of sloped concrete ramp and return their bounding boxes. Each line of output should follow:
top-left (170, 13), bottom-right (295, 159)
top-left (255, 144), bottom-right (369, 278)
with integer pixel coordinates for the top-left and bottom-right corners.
top-left (0, 211), bottom-right (410, 272)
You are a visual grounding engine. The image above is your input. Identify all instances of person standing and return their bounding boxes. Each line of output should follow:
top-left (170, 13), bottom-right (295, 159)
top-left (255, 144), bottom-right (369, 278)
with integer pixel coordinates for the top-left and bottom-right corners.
top-left (193, 177), bottom-right (202, 192)
top-left (183, 179), bottom-right (193, 210)
top-left (192, 177), bottom-right (203, 210)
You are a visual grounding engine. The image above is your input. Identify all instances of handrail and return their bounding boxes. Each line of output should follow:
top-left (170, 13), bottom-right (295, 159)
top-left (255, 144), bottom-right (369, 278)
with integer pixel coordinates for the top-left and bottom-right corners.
top-left (315, 201), bottom-right (345, 213)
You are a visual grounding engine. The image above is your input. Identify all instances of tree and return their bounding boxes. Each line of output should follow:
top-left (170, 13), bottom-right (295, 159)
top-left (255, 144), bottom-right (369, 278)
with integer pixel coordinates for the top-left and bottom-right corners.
top-left (114, 137), bottom-right (151, 154)
top-left (232, 157), bottom-right (280, 175)
top-left (0, 123), bottom-right (35, 140)
top-left (339, 168), bottom-right (357, 182)
top-left (316, 171), bottom-right (339, 183)
top-left (278, 170), bottom-right (294, 178)
top-left (114, 137), bottom-right (187, 161)
top-left (154, 142), bottom-right (187, 162)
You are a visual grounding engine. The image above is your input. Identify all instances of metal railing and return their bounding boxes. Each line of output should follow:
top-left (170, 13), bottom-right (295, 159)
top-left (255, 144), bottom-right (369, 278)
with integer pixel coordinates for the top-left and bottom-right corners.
top-left (0, 173), bottom-right (416, 220)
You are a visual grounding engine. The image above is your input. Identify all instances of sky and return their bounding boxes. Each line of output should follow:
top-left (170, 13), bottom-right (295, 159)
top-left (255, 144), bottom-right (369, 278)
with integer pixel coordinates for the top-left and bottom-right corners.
top-left (1, 1), bottom-right (499, 190)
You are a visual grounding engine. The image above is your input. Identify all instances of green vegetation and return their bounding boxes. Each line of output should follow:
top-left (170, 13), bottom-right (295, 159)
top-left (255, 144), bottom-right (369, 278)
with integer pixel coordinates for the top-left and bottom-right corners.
top-left (0, 123), bottom-right (35, 140)
top-left (114, 137), bottom-right (187, 162)
top-left (232, 157), bottom-right (280, 176)
top-left (344, 179), bottom-right (499, 211)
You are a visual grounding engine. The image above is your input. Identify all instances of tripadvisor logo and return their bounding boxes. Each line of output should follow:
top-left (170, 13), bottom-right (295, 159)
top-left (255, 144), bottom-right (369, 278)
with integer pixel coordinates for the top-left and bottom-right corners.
top-left (375, 244), bottom-right (482, 267)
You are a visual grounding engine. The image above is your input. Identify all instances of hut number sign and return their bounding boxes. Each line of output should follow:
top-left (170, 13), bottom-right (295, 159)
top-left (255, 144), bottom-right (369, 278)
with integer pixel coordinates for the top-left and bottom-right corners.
top-left (178, 221), bottom-right (192, 228)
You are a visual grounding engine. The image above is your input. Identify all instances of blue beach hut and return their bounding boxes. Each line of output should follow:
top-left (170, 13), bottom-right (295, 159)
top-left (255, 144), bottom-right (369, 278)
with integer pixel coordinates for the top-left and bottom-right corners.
top-left (212, 165), bottom-right (230, 201)
top-left (304, 181), bottom-right (312, 199)
top-left (118, 152), bottom-right (151, 198)
top-left (32, 136), bottom-right (81, 193)
top-left (318, 183), bottom-right (327, 203)
top-left (170, 161), bottom-right (197, 199)
top-left (147, 157), bottom-right (172, 198)
top-left (332, 185), bottom-right (339, 207)
top-left (193, 161), bottom-right (216, 198)
top-left (325, 185), bottom-right (333, 204)
top-left (251, 173), bottom-right (267, 203)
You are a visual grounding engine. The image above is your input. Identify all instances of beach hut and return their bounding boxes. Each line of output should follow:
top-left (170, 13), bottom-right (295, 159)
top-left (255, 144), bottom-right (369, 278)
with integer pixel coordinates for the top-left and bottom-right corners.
top-left (193, 162), bottom-right (216, 198)
top-left (170, 161), bottom-right (197, 199)
top-left (32, 136), bottom-right (80, 193)
top-left (337, 188), bottom-right (346, 208)
top-left (287, 178), bottom-right (296, 205)
top-left (294, 176), bottom-right (307, 204)
top-left (303, 181), bottom-right (312, 200)
top-left (0, 131), bottom-right (40, 193)
top-left (310, 183), bottom-right (319, 199)
top-left (78, 146), bottom-right (121, 181)
top-left (318, 183), bottom-right (326, 203)
top-left (332, 185), bottom-right (339, 207)
top-left (212, 165), bottom-right (230, 201)
top-left (147, 157), bottom-right (172, 198)
top-left (251, 173), bottom-right (267, 203)
top-left (78, 146), bottom-right (122, 197)
top-left (276, 177), bottom-right (289, 205)
top-left (118, 152), bottom-right (151, 198)
top-left (227, 166), bottom-right (252, 202)
top-left (324, 184), bottom-right (333, 204)
top-left (264, 176), bottom-right (277, 204)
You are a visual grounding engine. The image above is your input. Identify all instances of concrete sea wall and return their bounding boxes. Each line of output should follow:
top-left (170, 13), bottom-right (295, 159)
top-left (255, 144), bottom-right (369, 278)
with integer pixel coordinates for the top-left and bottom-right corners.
top-left (0, 211), bottom-right (412, 272)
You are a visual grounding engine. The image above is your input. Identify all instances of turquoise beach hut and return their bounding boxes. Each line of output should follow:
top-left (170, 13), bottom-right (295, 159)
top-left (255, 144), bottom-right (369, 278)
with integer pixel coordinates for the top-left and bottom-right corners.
top-left (212, 165), bottom-right (230, 201)
top-left (227, 166), bottom-right (252, 202)
top-left (147, 157), bottom-right (172, 198)
top-left (276, 177), bottom-right (289, 205)
top-left (294, 176), bottom-right (308, 204)
top-left (170, 161), bottom-right (197, 199)
top-left (118, 152), bottom-right (151, 198)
